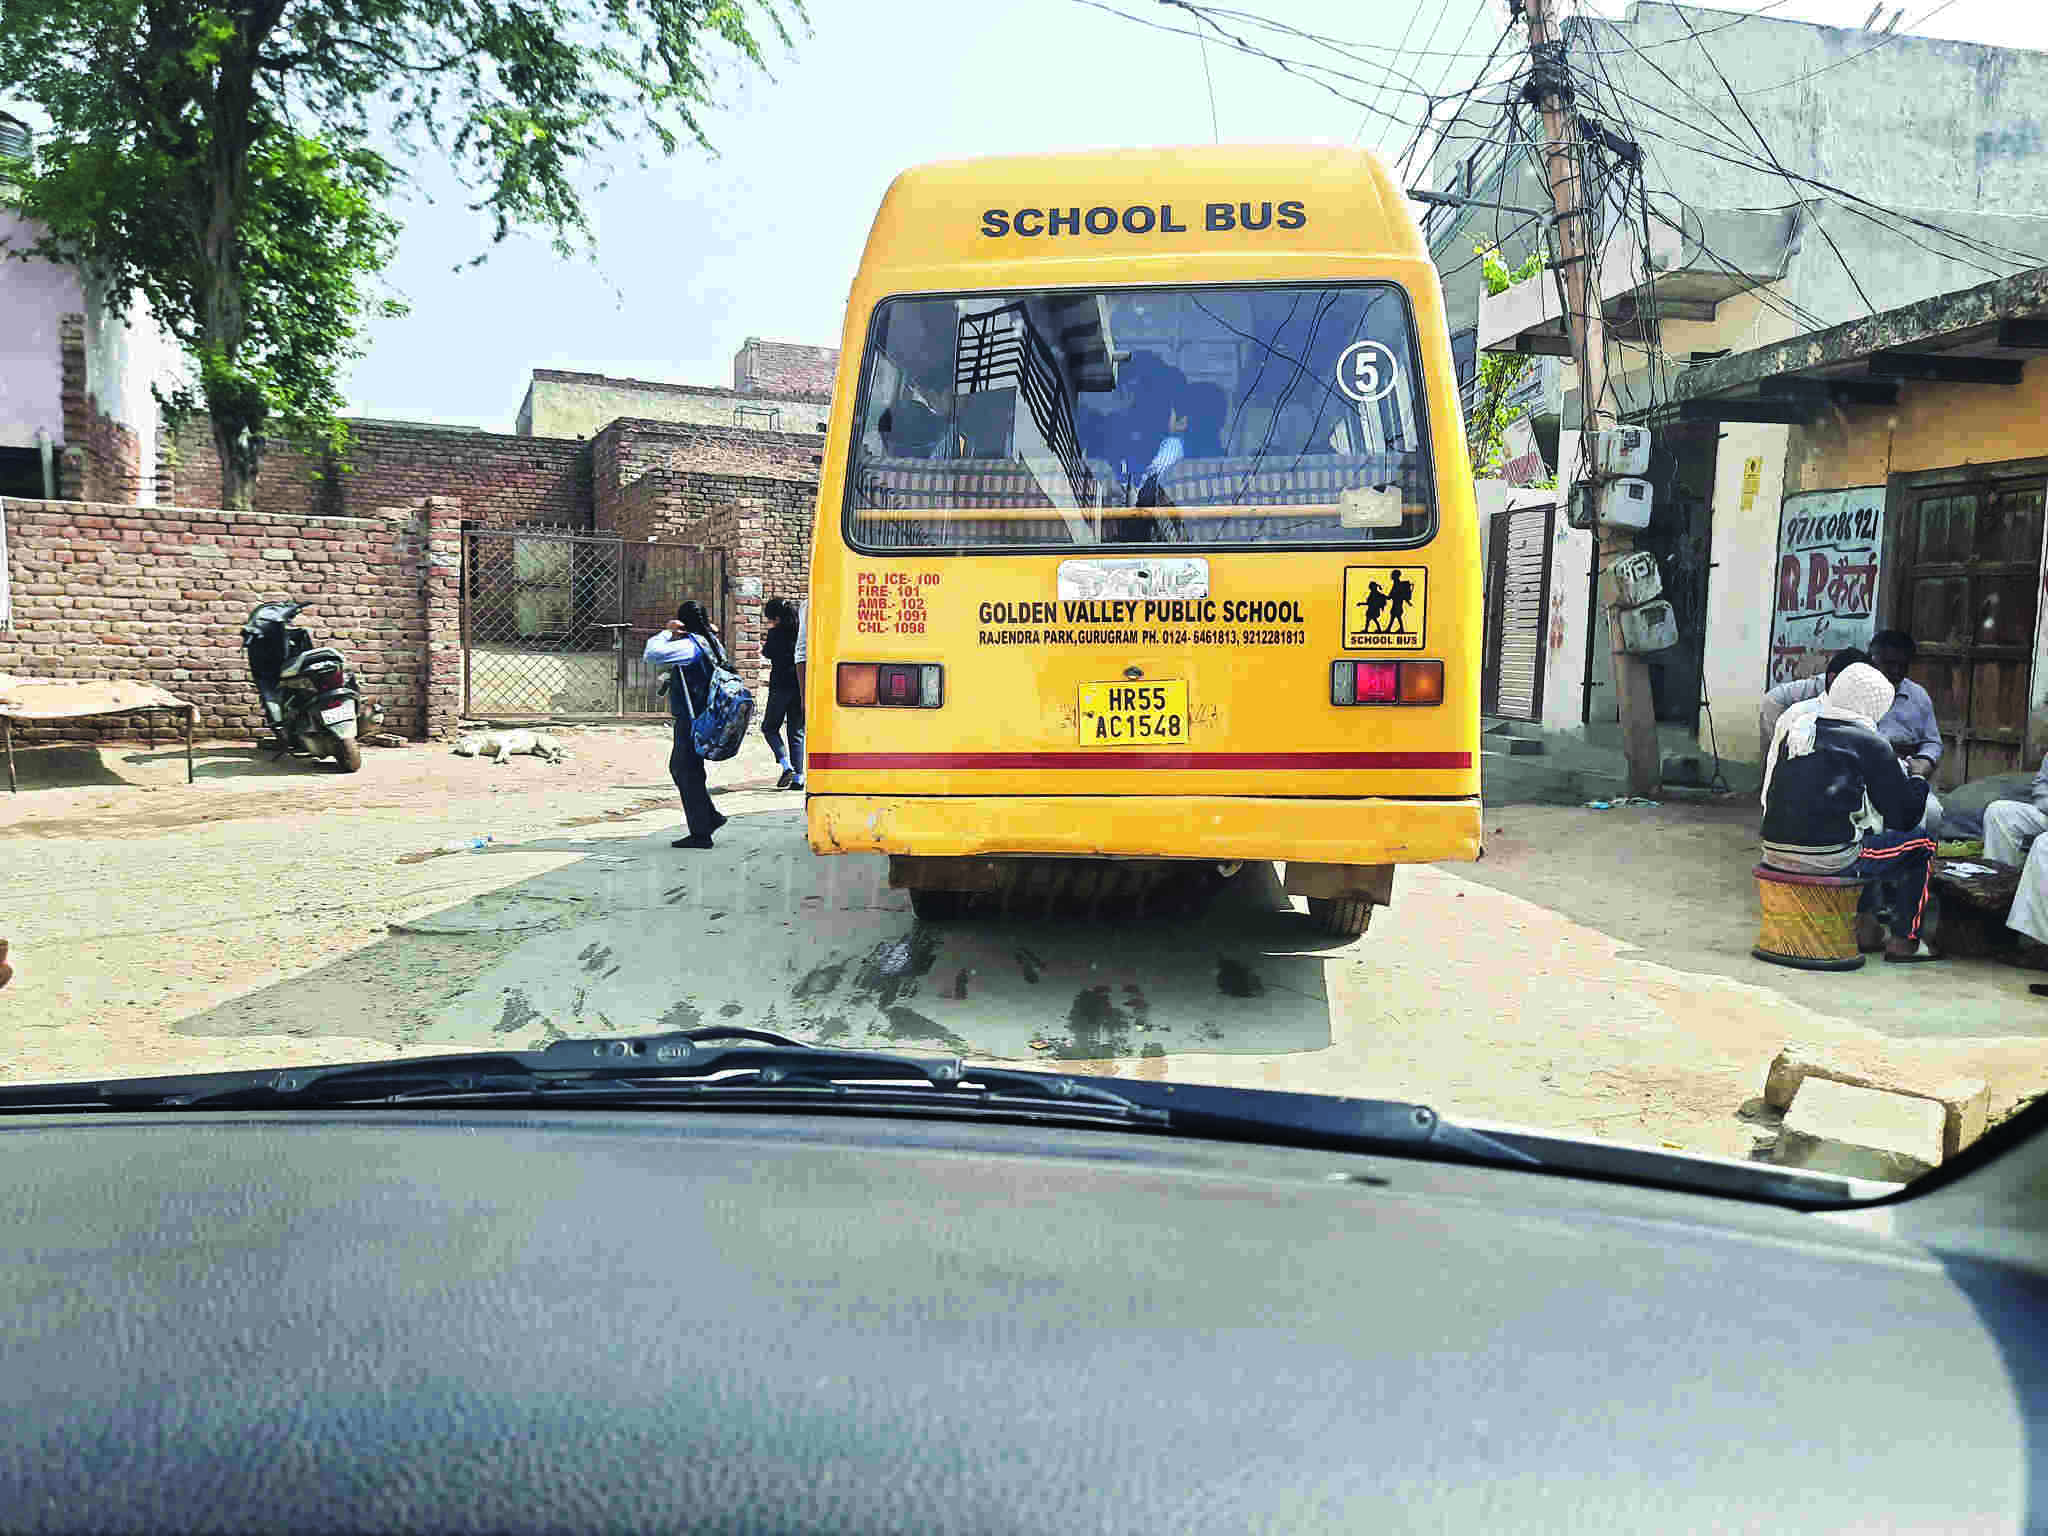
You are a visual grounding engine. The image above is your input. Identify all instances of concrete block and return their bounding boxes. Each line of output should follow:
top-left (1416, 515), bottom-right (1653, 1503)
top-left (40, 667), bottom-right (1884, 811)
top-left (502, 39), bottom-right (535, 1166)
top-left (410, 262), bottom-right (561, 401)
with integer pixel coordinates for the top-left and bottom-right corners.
top-left (1776, 1079), bottom-right (1944, 1183)
top-left (1762, 1044), bottom-right (1987, 1160)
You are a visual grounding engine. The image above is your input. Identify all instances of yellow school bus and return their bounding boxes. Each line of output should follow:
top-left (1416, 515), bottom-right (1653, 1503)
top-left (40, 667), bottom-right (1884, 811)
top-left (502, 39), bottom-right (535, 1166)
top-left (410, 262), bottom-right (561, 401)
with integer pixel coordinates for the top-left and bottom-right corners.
top-left (805, 146), bottom-right (1479, 935)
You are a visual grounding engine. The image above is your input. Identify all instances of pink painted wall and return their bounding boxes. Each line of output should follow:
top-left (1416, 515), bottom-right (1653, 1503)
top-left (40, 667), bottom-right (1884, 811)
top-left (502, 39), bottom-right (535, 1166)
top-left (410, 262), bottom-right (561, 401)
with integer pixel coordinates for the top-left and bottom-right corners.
top-left (0, 209), bottom-right (83, 450)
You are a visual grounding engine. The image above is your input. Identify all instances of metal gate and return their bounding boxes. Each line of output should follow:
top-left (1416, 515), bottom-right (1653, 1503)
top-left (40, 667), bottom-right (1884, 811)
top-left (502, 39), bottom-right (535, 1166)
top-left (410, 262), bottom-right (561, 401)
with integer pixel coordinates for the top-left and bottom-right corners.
top-left (1482, 500), bottom-right (1552, 721)
top-left (462, 529), bottom-right (725, 718)
top-left (621, 542), bottom-right (727, 714)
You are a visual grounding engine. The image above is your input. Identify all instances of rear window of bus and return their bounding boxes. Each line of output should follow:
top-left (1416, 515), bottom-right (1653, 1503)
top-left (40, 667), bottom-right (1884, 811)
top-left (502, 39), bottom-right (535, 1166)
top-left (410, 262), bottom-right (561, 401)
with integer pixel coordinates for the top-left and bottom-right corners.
top-left (844, 283), bottom-right (1437, 552)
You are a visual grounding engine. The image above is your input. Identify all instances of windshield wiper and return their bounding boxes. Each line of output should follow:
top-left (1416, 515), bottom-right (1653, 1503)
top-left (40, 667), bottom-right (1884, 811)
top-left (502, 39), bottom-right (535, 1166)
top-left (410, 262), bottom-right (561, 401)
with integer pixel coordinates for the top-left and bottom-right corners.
top-left (0, 1027), bottom-right (1537, 1168)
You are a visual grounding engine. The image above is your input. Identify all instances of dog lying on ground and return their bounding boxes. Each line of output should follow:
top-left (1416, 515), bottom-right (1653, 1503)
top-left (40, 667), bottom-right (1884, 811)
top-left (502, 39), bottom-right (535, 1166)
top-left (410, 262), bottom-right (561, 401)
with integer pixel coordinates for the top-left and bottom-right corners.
top-left (452, 730), bottom-right (566, 765)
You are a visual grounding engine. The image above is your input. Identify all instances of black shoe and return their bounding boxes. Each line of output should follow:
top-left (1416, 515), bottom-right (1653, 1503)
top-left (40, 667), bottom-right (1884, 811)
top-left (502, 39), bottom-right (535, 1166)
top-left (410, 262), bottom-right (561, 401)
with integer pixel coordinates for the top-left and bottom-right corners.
top-left (710, 812), bottom-right (729, 831)
top-left (789, 778), bottom-right (805, 791)
top-left (672, 834), bottom-right (715, 849)
top-left (775, 768), bottom-right (795, 789)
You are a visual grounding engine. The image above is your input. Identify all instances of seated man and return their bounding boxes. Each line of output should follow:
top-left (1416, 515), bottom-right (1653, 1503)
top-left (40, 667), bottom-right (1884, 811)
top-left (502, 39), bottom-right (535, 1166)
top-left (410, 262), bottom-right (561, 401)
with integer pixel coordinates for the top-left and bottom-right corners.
top-left (1758, 646), bottom-right (1866, 759)
top-left (1761, 661), bottom-right (1940, 963)
top-left (1985, 752), bottom-right (2048, 968)
top-left (1760, 631), bottom-right (1943, 833)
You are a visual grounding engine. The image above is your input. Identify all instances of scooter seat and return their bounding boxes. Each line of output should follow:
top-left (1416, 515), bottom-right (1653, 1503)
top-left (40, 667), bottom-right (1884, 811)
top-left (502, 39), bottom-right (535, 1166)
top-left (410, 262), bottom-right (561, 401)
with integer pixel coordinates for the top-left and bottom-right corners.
top-left (279, 647), bottom-right (345, 680)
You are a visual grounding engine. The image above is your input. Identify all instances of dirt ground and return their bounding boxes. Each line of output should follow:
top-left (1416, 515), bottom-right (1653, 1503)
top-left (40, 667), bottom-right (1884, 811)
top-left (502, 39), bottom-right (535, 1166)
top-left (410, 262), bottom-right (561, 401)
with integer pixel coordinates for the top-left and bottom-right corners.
top-left (0, 724), bottom-right (787, 1080)
top-left (4, 732), bottom-right (2046, 1163)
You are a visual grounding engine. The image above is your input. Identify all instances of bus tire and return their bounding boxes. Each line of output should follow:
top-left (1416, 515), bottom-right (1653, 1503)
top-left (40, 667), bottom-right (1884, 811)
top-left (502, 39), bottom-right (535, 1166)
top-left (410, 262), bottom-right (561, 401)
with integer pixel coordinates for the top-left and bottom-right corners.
top-left (909, 888), bottom-right (969, 922)
top-left (1307, 896), bottom-right (1372, 938)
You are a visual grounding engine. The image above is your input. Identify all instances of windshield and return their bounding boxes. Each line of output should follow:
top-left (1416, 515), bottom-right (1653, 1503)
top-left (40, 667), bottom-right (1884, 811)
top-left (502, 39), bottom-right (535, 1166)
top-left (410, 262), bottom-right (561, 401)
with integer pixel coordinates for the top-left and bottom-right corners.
top-left (7, 31), bottom-right (2048, 1219)
top-left (846, 285), bottom-right (1436, 551)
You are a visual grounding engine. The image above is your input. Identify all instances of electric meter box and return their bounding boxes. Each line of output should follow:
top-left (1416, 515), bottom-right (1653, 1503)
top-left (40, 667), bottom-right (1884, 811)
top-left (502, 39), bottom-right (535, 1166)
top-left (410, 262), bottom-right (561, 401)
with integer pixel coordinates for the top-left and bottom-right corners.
top-left (1620, 599), bottom-right (1679, 654)
top-left (1567, 476), bottom-right (1654, 531)
top-left (1608, 550), bottom-right (1663, 608)
top-left (1594, 426), bottom-right (1652, 478)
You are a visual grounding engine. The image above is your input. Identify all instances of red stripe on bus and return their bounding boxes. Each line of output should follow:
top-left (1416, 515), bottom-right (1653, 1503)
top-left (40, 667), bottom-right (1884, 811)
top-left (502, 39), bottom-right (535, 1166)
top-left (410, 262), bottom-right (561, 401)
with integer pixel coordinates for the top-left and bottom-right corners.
top-left (808, 751), bottom-right (1473, 771)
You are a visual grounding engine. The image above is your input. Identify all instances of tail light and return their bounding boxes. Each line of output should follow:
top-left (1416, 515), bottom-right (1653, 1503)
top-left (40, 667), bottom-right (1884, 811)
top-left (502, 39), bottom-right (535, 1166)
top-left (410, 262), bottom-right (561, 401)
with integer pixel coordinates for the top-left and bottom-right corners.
top-left (1331, 659), bottom-right (1444, 706)
top-left (838, 662), bottom-right (942, 708)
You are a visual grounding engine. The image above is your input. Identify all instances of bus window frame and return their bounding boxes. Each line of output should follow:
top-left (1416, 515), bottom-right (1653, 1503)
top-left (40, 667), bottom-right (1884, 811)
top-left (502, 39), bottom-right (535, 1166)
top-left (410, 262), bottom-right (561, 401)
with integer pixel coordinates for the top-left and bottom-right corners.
top-left (840, 279), bottom-right (1444, 559)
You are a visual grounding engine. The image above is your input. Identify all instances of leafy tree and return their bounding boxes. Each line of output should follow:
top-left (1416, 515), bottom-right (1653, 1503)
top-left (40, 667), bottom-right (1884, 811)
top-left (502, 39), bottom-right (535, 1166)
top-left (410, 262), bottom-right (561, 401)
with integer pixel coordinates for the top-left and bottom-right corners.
top-left (1468, 244), bottom-right (1548, 480)
top-left (0, 0), bottom-right (803, 507)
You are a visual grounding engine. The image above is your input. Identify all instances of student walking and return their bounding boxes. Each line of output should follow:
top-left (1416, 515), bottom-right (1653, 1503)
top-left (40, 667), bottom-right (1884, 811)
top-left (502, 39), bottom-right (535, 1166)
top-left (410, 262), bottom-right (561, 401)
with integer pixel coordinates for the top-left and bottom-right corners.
top-left (761, 597), bottom-right (805, 790)
top-left (644, 599), bottom-right (730, 849)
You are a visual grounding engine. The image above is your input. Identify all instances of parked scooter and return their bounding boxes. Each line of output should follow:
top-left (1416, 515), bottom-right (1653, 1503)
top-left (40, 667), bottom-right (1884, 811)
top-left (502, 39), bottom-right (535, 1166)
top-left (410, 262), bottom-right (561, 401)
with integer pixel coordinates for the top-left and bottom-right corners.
top-left (240, 600), bottom-right (378, 773)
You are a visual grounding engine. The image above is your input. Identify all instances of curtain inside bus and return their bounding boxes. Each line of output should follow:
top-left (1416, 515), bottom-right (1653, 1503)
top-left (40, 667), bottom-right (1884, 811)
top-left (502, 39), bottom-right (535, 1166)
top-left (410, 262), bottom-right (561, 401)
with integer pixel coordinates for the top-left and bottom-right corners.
top-left (845, 284), bottom-right (1438, 551)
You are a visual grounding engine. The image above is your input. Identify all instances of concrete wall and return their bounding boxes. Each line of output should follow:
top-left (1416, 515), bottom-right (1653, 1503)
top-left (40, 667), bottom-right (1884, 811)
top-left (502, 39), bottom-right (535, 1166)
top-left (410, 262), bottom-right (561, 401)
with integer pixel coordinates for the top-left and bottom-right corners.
top-left (1539, 431), bottom-right (1594, 733)
top-left (81, 278), bottom-right (183, 506)
top-left (517, 369), bottom-right (829, 441)
top-left (1702, 422), bottom-right (1794, 761)
top-left (1784, 360), bottom-right (2048, 492)
top-left (1583, 5), bottom-right (2048, 220)
top-left (0, 212), bottom-right (82, 450)
top-left (0, 496), bottom-right (463, 741)
top-left (1, 217), bottom-right (185, 501)
top-left (1432, 5), bottom-right (2048, 337)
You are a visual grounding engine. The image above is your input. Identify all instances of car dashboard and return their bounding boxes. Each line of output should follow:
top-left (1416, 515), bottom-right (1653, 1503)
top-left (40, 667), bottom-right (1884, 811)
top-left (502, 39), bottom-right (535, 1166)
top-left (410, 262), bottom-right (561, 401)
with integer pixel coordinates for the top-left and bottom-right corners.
top-left (1, 1108), bottom-right (2044, 1533)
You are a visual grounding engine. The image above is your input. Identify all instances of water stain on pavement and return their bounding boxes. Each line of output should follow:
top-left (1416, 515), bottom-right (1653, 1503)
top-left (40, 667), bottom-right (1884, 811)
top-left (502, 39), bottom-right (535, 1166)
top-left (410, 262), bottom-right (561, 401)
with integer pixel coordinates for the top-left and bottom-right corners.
top-left (658, 998), bottom-right (702, 1031)
top-left (792, 958), bottom-right (848, 1001)
top-left (718, 1001), bottom-right (745, 1017)
top-left (578, 943), bottom-right (614, 974)
top-left (1216, 956), bottom-right (1266, 998)
top-left (496, 990), bottom-right (542, 1035)
top-left (1122, 983), bottom-right (1152, 1029)
top-left (883, 1006), bottom-right (968, 1052)
top-left (1053, 985), bottom-right (1134, 1060)
top-left (853, 928), bottom-right (943, 1008)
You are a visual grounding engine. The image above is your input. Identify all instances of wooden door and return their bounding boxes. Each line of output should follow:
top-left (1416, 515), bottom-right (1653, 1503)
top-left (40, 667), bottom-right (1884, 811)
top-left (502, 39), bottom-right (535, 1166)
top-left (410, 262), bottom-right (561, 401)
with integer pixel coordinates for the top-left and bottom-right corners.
top-left (1899, 479), bottom-right (2043, 788)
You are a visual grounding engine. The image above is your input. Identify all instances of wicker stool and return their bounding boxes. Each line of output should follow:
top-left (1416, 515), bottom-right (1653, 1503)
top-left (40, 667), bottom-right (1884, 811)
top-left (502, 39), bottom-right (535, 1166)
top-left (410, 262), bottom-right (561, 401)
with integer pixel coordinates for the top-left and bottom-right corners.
top-left (1752, 863), bottom-right (1876, 971)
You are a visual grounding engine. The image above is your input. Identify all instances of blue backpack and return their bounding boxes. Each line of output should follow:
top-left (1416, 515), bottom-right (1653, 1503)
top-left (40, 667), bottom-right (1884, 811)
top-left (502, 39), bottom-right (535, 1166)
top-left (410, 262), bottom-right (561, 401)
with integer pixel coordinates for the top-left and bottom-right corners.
top-left (674, 634), bottom-right (754, 762)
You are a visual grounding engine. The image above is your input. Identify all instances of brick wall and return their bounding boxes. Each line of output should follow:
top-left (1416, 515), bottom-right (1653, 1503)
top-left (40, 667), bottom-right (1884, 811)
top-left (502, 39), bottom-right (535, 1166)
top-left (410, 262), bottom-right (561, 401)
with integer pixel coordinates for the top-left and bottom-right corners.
top-left (591, 418), bottom-right (823, 516)
top-left (733, 339), bottom-right (840, 399)
top-left (165, 417), bottom-right (348, 519)
top-left (57, 313), bottom-right (145, 505)
top-left (166, 416), bottom-right (590, 528)
top-left (597, 468), bottom-right (815, 681)
top-left (0, 496), bottom-right (460, 742)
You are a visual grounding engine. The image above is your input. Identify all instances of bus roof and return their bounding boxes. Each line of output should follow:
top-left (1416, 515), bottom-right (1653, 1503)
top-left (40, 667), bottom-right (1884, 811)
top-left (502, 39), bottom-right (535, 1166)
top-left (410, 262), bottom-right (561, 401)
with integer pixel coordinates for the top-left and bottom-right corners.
top-left (858, 145), bottom-right (1423, 279)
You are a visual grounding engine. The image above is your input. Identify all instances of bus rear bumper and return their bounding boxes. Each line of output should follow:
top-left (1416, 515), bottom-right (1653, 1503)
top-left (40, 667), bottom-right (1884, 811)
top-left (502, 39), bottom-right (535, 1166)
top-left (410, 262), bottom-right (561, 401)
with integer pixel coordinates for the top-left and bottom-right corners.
top-left (807, 794), bottom-right (1482, 865)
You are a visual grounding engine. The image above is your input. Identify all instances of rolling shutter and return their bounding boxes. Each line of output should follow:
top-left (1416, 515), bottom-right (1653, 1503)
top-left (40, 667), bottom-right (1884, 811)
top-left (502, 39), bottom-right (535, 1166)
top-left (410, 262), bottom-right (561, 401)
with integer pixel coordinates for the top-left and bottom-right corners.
top-left (1492, 503), bottom-right (1551, 721)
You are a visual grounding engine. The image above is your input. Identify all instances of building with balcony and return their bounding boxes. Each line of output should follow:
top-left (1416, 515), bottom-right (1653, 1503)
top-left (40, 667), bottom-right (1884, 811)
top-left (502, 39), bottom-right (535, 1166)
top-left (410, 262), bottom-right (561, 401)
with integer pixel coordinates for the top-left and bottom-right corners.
top-left (1419, 3), bottom-right (2048, 772)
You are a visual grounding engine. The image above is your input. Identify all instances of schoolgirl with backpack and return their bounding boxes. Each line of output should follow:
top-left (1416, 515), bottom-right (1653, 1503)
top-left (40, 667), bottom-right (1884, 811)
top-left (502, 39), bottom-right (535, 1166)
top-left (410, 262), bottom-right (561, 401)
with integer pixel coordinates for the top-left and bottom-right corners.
top-left (644, 600), bottom-right (756, 848)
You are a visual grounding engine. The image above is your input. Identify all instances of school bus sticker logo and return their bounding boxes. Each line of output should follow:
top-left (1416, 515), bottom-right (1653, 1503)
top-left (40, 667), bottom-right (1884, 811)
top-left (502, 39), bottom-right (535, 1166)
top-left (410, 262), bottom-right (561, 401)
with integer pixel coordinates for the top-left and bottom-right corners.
top-left (1343, 566), bottom-right (1425, 650)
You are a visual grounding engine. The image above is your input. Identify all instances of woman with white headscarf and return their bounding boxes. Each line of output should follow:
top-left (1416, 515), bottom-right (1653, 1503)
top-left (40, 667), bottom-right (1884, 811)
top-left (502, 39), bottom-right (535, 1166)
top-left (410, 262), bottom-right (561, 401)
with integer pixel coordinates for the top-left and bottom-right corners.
top-left (1761, 662), bottom-right (1942, 963)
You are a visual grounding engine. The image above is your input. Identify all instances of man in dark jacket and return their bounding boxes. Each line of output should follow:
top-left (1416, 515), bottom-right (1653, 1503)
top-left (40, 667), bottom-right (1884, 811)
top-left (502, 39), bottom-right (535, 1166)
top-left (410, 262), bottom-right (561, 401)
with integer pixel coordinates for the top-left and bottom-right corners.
top-left (1760, 661), bottom-right (1940, 963)
top-left (760, 597), bottom-right (804, 791)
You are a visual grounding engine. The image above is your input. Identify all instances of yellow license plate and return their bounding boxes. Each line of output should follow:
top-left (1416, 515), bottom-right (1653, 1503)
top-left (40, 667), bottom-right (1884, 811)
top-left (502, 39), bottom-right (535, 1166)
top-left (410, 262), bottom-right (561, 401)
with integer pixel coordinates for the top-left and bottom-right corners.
top-left (1077, 680), bottom-right (1189, 747)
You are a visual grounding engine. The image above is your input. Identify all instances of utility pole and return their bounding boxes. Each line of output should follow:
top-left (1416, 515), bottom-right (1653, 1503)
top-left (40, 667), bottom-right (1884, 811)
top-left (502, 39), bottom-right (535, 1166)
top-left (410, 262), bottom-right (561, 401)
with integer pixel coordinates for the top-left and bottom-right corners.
top-left (1519, 0), bottom-right (1661, 796)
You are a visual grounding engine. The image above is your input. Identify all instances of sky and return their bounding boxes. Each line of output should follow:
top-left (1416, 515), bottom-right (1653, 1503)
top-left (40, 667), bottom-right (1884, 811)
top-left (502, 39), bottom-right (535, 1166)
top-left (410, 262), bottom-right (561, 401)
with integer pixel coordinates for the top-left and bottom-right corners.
top-left (340, 0), bottom-right (2048, 429)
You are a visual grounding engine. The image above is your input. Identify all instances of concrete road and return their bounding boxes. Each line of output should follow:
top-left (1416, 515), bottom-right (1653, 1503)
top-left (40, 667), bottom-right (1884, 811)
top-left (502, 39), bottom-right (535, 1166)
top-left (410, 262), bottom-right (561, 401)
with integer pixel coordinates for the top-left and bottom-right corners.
top-left (5, 730), bottom-right (2047, 1161)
